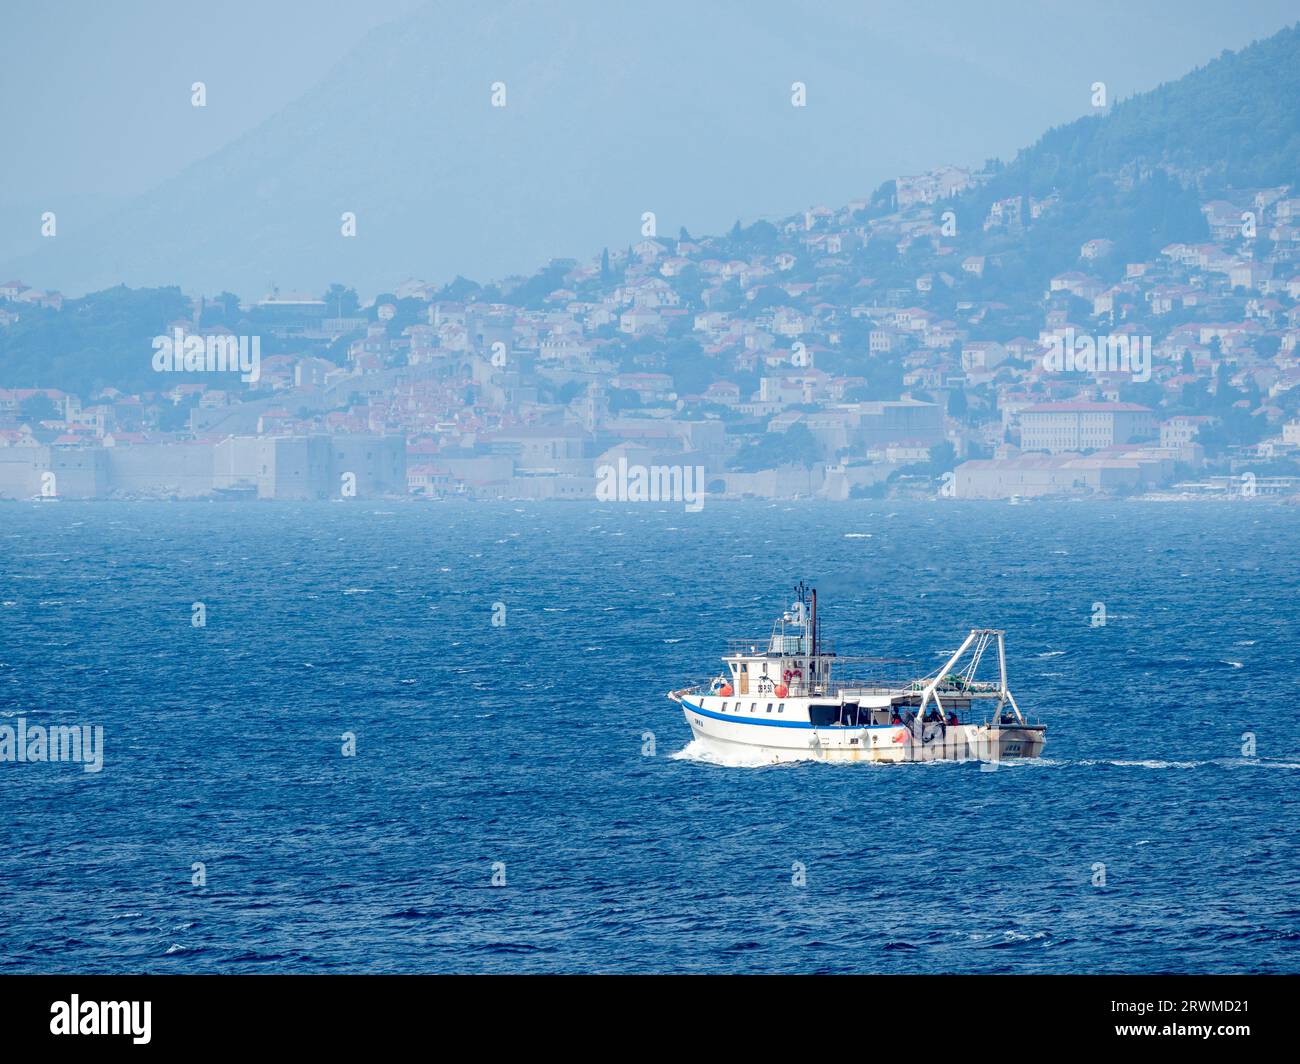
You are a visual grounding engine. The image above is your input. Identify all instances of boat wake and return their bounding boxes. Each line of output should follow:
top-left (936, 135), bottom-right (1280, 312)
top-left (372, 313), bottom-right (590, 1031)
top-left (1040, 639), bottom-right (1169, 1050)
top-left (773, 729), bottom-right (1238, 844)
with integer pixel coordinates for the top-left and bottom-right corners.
top-left (670, 739), bottom-right (778, 769)
top-left (1020, 757), bottom-right (1300, 771)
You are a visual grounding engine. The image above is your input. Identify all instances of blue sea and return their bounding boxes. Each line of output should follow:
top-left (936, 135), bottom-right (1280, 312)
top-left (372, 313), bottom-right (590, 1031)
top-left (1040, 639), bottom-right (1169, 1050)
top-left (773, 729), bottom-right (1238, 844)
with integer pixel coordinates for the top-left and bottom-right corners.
top-left (1, 500), bottom-right (1297, 973)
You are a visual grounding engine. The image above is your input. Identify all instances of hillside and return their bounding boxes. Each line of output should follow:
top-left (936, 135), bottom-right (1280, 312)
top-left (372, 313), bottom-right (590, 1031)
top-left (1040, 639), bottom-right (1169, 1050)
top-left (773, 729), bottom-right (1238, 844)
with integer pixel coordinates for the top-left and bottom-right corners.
top-left (941, 24), bottom-right (1300, 286)
top-left (2, 22), bottom-right (1298, 400)
top-left (1010, 24), bottom-right (1300, 194)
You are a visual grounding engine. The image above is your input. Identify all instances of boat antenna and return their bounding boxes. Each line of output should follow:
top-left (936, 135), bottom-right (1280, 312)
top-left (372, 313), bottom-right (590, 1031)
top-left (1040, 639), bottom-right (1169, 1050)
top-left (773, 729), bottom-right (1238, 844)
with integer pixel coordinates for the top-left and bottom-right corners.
top-left (793, 582), bottom-right (808, 652)
top-left (810, 586), bottom-right (818, 658)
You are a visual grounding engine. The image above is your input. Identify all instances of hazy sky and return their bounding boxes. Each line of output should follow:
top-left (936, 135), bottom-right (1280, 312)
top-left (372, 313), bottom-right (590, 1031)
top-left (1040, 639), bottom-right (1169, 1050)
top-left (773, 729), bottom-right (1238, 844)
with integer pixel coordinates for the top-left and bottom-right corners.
top-left (3, 0), bottom-right (1296, 205)
top-left (2, 1), bottom-right (1298, 296)
top-left (0, 0), bottom-right (424, 202)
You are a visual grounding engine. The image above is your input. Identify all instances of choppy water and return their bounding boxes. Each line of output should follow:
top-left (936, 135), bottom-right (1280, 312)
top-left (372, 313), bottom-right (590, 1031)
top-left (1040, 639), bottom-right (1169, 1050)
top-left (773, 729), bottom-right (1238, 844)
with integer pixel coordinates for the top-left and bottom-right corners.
top-left (1, 500), bottom-right (1297, 972)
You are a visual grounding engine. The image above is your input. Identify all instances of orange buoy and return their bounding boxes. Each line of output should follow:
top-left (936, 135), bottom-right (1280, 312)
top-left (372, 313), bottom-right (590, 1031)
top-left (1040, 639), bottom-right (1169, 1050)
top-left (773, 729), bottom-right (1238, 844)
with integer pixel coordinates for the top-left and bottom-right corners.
top-left (774, 683), bottom-right (788, 698)
top-left (719, 684), bottom-right (733, 697)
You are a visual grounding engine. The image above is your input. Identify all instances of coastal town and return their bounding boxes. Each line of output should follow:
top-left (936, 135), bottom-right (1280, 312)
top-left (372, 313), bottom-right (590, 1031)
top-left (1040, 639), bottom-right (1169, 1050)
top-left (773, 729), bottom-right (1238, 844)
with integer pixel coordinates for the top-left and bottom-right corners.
top-left (2, 162), bottom-right (1300, 503)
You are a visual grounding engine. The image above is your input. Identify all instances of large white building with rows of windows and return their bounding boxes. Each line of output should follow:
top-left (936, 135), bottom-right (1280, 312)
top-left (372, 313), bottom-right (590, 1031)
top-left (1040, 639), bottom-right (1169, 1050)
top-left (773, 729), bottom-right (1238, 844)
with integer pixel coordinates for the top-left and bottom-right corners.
top-left (1019, 401), bottom-right (1156, 453)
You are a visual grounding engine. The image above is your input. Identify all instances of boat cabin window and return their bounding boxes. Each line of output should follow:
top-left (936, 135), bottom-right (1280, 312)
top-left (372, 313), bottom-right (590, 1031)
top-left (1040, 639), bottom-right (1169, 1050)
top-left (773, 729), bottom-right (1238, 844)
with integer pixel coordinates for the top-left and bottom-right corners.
top-left (778, 703), bottom-right (785, 713)
top-left (750, 702), bottom-right (757, 712)
top-left (766, 702), bottom-right (773, 713)
top-left (808, 703), bottom-right (839, 727)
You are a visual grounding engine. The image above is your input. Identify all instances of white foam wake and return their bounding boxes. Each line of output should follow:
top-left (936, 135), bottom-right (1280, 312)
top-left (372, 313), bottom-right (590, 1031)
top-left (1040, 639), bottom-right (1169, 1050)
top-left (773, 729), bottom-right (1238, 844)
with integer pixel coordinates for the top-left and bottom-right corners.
top-left (670, 738), bottom-right (781, 769)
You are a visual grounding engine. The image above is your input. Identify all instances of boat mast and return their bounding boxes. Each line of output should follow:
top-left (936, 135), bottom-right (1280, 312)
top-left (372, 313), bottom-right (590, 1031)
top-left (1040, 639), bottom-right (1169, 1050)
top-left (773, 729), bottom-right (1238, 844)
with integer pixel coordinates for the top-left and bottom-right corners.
top-left (810, 587), bottom-right (817, 659)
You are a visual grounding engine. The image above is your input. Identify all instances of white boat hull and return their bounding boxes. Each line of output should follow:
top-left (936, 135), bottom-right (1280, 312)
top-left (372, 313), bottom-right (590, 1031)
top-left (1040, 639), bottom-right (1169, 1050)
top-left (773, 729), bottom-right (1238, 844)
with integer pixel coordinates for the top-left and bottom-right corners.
top-left (677, 696), bottom-right (1045, 765)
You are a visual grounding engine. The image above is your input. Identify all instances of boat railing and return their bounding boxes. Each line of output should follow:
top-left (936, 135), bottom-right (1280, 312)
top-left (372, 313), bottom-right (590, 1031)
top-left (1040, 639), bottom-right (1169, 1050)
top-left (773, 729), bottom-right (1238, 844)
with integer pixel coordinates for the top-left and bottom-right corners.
top-left (674, 677), bottom-right (1006, 700)
top-left (671, 682), bottom-right (713, 699)
top-left (798, 679), bottom-right (919, 697)
top-left (724, 637), bottom-right (838, 658)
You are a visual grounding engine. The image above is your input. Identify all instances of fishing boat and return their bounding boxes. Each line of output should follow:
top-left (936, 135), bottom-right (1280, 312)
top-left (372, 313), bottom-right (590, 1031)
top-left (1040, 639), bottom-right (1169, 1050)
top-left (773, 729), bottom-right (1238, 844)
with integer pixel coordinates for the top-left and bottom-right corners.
top-left (668, 583), bottom-right (1045, 764)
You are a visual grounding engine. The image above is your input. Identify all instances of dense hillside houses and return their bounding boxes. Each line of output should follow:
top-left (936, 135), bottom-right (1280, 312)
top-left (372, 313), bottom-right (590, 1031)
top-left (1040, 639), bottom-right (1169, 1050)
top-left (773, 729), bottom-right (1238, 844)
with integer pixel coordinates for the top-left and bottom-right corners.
top-left (2, 158), bottom-right (1300, 501)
